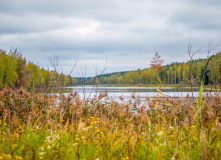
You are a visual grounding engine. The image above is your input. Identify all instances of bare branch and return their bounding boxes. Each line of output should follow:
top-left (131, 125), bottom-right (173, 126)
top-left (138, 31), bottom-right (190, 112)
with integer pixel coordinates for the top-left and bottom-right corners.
top-left (69, 60), bottom-right (78, 76)
top-left (207, 40), bottom-right (217, 57)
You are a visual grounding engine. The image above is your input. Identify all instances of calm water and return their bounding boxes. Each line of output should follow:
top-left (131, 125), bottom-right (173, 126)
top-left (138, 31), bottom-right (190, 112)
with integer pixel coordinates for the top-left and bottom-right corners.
top-left (63, 85), bottom-right (214, 101)
top-left (57, 85), bottom-right (219, 108)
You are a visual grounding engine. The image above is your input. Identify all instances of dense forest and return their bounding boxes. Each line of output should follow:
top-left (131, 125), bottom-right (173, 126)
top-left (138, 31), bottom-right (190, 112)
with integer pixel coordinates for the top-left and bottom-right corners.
top-left (1, 48), bottom-right (221, 89)
top-left (0, 49), bottom-right (78, 89)
top-left (88, 52), bottom-right (221, 87)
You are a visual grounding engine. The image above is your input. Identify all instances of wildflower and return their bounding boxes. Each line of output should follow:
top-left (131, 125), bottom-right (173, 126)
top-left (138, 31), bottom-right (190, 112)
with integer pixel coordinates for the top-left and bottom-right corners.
top-left (81, 136), bottom-right (86, 139)
top-left (169, 126), bottom-right (174, 130)
top-left (2, 154), bottom-right (11, 159)
top-left (15, 156), bottom-right (23, 160)
top-left (78, 123), bottom-right (86, 131)
top-left (59, 119), bottom-right (64, 122)
top-left (39, 152), bottom-right (46, 155)
top-left (46, 136), bottom-right (51, 140)
top-left (94, 121), bottom-right (99, 124)
top-left (47, 145), bottom-right (52, 149)
top-left (11, 144), bottom-right (18, 148)
top-left (39, 147), bottom-right (44, 151)
top-left (193, 136), bottom-right (197, 140)
top-left (156, 131), bottom-right (164, 136)
top-left (123, 130), bottom-right (128, 133)
top-left (95, 158), bottom-right (100, 160)
top-left (73, 143), bottom-right (78, 146)
top-left (79, 122), bottom-right (86, 127)
top-left (54, 135), bottom-right (60, 139)
top-left (191, 125), bottom-right (196, 128)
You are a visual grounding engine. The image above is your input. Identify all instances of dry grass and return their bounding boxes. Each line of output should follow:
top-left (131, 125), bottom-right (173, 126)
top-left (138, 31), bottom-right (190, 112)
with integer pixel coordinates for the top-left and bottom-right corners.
top-left (0, 87), bottom-right (221, 159)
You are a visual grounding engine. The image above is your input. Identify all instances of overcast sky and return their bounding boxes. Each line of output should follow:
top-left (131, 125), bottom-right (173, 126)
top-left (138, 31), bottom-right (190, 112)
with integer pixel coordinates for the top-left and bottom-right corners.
top-left (0, 0), bottom-right (221, 77)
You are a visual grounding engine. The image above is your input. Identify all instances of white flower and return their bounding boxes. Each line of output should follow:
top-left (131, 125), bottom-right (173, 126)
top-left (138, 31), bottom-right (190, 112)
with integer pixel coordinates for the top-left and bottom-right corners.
top-left (39, 147), bottom-right (44, 151)
top-left (161, 142), bottom-right (166, 146)
top-left (47, 140), bottom-right (52, 144)
top-left (169, 126), bottom-right (174, 130)
top-left (73, 143), bottom-right (78, 146)
top-left (39, 152), bottom-right (46, 155)
top-left (156, 131), bottom-right (164, 136)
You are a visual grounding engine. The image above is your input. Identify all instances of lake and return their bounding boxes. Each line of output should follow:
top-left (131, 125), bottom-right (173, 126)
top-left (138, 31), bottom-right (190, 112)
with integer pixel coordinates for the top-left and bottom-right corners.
top-left (62, 85), bottom-right (214, 102)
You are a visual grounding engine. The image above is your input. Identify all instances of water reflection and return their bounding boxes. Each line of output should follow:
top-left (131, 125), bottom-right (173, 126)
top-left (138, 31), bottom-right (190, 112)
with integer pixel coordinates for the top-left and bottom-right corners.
top-left (63, 85), bottom-right (210, 99)
top-left (57, 85), bottom-right (217, 108)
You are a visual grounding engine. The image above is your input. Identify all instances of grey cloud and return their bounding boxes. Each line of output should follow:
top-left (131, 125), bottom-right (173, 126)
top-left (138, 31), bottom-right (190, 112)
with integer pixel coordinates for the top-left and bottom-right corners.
top-left (0, 0), bottom-right (221, 77)
top-left (169, 3), bottom-right (221, 31)
top-left (0, 0), bottom-right (137, 23)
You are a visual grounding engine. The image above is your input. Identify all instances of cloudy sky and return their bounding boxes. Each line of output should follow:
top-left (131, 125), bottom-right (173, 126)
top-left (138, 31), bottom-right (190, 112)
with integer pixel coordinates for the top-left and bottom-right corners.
top-left (0, 0), bottom-right (221, 77)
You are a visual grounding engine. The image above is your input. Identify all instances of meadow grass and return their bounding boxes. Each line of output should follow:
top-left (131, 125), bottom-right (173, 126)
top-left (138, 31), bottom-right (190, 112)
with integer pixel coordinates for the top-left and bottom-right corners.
top-left (0, 87), bottom-right (221, 160)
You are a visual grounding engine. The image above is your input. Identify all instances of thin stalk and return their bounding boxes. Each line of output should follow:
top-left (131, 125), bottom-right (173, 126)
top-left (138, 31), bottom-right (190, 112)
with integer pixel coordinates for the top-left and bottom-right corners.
top-left (197, 81), bottom-right (204, 130)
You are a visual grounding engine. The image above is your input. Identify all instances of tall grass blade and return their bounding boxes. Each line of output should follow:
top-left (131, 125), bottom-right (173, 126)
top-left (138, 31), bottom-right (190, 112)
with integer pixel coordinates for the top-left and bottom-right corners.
top-left (197, 80), bottom-right (204, 130)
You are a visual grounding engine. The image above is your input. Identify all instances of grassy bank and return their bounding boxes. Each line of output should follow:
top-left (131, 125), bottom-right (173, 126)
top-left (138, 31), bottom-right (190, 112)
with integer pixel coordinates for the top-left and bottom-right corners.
top-left (0, 88), bottom-right (221, 159)
top-left (101, 84), bottom-right (190, 87)
top-left (102, 84), bottom-right (221, 91)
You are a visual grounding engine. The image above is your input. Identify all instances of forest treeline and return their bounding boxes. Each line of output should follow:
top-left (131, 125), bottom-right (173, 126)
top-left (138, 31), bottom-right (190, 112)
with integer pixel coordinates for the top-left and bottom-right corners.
top-left (88, 52), bottom-right (221, 86)
top-left (0, 49), bottom-right (78, 89)
top-left (1, 48), bottom-right (221, 89)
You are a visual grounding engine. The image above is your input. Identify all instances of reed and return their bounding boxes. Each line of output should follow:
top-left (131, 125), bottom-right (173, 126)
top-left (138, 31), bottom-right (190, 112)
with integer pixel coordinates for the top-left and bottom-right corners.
top-left (0, 87), bottom-right (220, 159)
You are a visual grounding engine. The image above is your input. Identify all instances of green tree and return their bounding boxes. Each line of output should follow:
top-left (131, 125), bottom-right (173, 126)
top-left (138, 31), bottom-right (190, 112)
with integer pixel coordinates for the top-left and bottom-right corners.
top-left (16, 54), bottom-right (31, 87)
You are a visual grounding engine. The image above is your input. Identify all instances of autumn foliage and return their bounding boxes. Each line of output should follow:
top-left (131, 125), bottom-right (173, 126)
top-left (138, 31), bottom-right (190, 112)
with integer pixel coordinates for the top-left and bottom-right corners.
top-left (150, 52), bottom-right (164, 72)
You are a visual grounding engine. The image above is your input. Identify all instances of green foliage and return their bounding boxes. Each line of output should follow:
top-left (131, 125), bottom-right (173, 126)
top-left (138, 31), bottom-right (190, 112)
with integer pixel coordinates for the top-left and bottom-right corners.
top-left (200, 55), bottom-right (214, 85)
top-left (197, 81), bottom-right (204, 129)
top-left (0, 49), bottom-right (77, 89)
top-left (2, 52), bottom-right (18, 86)
top-left (87, 52), bottom-right (221, 86)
